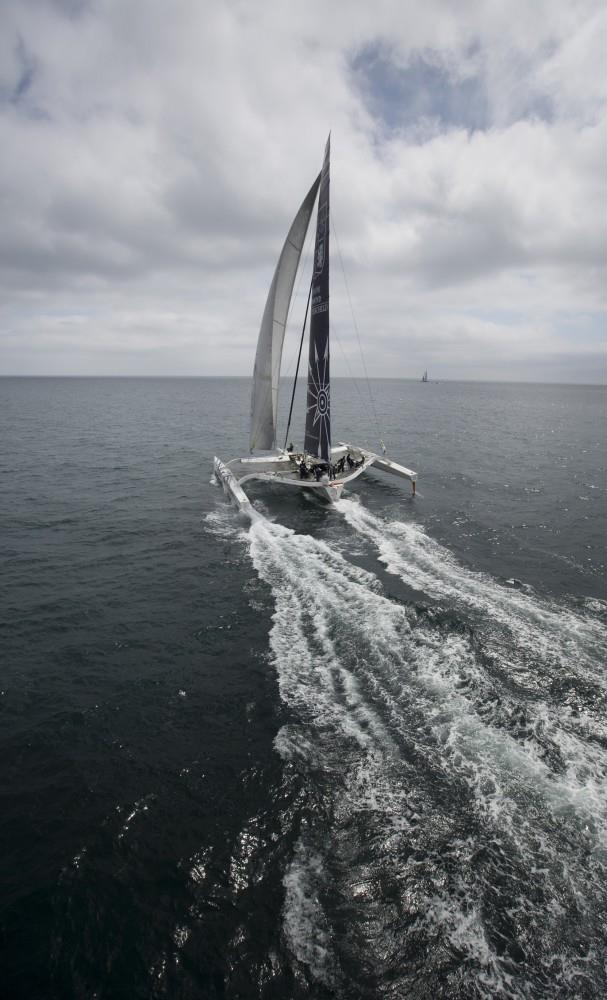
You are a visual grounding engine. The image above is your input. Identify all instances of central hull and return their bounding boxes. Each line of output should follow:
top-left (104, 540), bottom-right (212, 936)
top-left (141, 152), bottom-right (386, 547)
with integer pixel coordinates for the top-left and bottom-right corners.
top-left (242, 473), bottom-right (346, 503)
top-left (214, 454), bottom-right (360, 510)
top-left (213, 446), bottom-right (416, 518)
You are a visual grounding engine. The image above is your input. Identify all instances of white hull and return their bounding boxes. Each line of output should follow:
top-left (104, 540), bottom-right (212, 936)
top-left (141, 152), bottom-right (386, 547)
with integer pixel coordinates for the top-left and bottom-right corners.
top-left (213, 445), bottom-right (416, 518)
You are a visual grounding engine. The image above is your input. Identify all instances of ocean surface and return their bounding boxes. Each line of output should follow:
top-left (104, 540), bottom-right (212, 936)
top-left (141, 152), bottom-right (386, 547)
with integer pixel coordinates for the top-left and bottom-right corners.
top-left (2, 375), bottom-right (606, 1000)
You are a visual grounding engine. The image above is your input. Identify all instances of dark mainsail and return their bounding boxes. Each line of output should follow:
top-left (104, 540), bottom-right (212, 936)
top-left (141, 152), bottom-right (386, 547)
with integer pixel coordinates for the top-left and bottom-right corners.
top-left (304, 136), bottom-right (331, 461)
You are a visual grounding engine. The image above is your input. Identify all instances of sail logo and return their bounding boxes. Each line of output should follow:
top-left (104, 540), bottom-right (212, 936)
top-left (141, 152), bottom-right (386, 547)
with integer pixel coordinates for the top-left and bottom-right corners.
top-left (314, 202), bottom-right (328, 275)
top-left (315, 239), bottom-right (325, 273)
top-left (306, 340), bottom-right (330, 458)
top-left (316, 386), bottom-right (329, 416)
top-left (308, 373), bottom-right (330, 428)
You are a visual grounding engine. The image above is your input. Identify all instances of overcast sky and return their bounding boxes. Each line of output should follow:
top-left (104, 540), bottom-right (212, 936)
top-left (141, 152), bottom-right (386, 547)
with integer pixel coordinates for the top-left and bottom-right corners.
top-left (1, 0), bottom-right (607, 382)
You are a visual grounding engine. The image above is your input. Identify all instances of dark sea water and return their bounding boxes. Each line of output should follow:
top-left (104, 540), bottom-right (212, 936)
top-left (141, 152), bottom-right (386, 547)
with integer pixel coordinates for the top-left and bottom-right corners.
top-left (2, 375), bottom-right (606, 1000)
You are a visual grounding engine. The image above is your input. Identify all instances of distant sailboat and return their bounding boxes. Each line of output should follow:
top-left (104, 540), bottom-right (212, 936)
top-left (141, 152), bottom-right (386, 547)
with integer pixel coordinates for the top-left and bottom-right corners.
top-left (213, 137), bottom-right (417, 515)
top-left (421, 370), bottom-right (428, 382)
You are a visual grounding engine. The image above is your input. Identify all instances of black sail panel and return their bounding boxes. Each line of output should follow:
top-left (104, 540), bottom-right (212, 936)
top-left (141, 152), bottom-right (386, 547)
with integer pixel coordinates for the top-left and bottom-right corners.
top-left (304, 136), bottom-right (331, 461)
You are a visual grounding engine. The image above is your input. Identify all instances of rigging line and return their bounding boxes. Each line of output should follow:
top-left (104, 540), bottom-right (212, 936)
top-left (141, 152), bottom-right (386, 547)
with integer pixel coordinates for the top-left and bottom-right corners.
top-left (330, 318), bottom-right (372, 418)
top-left (331, 210), bottom-right (384, 448)
top-left (283, 274), bottom-right (314, 450)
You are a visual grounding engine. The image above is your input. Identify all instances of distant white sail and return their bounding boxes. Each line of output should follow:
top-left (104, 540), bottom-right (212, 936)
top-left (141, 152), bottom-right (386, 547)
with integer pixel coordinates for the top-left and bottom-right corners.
top-left (250, 174), bottom-right (320, 451)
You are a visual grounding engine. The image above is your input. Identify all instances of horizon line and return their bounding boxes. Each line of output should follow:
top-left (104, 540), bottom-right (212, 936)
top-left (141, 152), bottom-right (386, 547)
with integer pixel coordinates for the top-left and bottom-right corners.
top-left (1, 375), bottom-right (606, 387)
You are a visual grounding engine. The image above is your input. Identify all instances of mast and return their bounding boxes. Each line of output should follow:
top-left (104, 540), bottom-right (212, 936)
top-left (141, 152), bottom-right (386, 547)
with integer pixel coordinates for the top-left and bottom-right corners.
top-left (304, 135), bottom-right (331, 462)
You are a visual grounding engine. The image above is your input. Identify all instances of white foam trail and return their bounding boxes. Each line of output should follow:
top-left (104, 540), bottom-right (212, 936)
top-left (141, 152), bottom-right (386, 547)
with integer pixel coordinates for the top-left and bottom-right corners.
top-left (238, 507), bottom-right (607, 992)
top-left (336, 499), bottom-right (607, 837)
top-left (203, 505), bottom-right (247, 541)
top-left (336, 498), bottom-right (607, 675)
top-left (585, 597), bottom-right (607, 615)
top-left (283, 841), bottom-right (337, 988)
top-left (421, 893), bottom-right (524, 1000)
top-left (252, 516), bottom-right (607, 827)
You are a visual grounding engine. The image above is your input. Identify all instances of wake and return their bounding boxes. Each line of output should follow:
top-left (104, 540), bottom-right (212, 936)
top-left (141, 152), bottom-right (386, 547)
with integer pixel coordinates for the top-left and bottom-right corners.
top-left (207, 501), bottom-right (607, 997)
top-left (336, 497), bottom-right (607, 679)
top-left (335, 498), bottom-right (607, 798)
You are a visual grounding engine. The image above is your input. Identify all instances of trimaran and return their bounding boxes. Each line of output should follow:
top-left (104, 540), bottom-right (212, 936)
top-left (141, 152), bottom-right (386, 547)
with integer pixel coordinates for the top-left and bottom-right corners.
top-left (214, 137), bottom-right (417, 516)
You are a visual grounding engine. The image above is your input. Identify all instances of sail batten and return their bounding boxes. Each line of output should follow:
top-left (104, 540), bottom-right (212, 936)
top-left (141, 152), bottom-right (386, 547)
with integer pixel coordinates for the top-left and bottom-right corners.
top-left (304, 136), bottom-right (331, 461)
top-left (249, 174), bottom-right (320, 452)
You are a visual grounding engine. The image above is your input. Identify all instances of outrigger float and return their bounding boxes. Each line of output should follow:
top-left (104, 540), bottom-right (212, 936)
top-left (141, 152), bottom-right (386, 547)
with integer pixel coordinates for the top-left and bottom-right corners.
top-left (213, 136), bottom-right (417, 518)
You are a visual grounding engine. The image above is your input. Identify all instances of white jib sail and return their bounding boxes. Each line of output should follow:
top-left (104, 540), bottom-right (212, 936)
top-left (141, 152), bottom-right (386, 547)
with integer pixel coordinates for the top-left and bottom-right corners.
top-left (249, 173), bottom-right (321, 451)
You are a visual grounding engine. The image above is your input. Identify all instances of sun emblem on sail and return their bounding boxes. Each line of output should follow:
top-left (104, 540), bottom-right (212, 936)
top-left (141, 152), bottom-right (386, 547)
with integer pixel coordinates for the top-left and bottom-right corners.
top-left (307, 341), bottom-right (330, 448)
